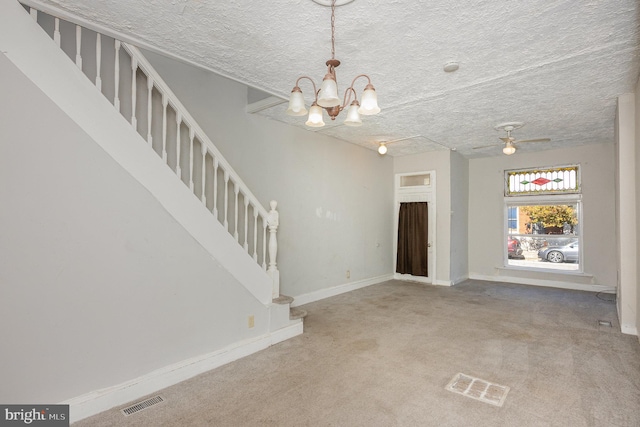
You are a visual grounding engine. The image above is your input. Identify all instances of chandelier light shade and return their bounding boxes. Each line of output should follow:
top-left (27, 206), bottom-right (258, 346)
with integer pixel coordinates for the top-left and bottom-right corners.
top-left (344, 101), bottom-right (363, 126)
top-left (359, 84), bottom-right (381, 115)
top-left (286, 0), bottom-right (380, 127)
top-left (286, 87), bottom-right (308, 116)
top-left (317, 73), bottom-right (341, 108)
top-left (305, 103), bottom-right (326, 127)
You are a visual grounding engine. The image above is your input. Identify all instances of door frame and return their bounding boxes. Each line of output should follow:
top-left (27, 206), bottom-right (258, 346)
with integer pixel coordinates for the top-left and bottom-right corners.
top-left (393, 171), bottom-right (436, 284)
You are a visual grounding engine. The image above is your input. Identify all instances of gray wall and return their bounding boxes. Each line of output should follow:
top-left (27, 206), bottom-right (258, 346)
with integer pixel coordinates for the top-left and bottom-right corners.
top-left (141, 50), bottom-right (396, 298)
top-left (0, 54), bottom-right (270, 403)
top-left (468, 143), bottom-right (617, 289)
top-left (450, 151), bottom-right (470, 284)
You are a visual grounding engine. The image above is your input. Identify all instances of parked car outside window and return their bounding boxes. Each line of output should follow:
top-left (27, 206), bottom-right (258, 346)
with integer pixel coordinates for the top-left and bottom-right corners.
top-left (537, 240), bottom-right (579, 263)
top-left (508, 237), bottom-right (524, 259)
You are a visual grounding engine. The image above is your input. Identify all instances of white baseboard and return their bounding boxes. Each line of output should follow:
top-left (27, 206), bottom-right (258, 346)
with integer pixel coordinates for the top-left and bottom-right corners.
top-left (271, 320), bottom-right (304, 344)
top-left (620, 324), bottom-right (638, 336)
top-left (64, 323), bottom-right (302, 424)
top-left (451, 275), bottom-right (469, 286)
top-left (291, 274), bottom-right (393, 307)
top-left (469, 273), bottom-right (614, 293)
top-left (432, 279), bottom-right (453, 286)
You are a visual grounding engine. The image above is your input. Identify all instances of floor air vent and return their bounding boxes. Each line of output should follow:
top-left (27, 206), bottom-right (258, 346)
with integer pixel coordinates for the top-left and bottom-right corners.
top-left (446, 373), bottom-right (509, 407)
top-left (121, 395), bottom-right (165, 416)
top-left (597, 320), bottom-right (614, 332)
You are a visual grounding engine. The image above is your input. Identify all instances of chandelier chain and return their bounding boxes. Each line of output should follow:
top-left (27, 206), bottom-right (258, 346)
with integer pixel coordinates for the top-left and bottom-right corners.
top-left (330, 0), bottom-right (336, 60)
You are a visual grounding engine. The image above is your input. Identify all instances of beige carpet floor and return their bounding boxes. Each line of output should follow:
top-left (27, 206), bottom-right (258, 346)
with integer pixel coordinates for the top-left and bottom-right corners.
top-left (75, 280), bottom-right (640, 426)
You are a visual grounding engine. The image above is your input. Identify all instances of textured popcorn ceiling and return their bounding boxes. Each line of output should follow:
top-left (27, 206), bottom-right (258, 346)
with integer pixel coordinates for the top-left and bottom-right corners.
top-left (33, 0), bottom-right (640, 157)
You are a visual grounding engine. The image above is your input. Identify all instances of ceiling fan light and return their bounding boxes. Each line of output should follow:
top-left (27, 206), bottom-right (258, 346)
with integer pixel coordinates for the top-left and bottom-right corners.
top-left (358, 84), bottom-right (380, 115)
top-left (344, 101), bottom-right (362, 127)
top-left (378, 143), bottom-right (388, 155)
top-left (503, 142), bottom-right (516, 155)
top-left (305, 103), bottom-right (325, 127)
top-left (317, 74), bottom-right (341, 107)
top-left (286, 87), bottom-right (308, 116)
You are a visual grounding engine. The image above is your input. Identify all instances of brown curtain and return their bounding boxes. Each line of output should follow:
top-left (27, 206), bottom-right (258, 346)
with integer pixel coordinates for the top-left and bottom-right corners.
top-left (396, 202), bottom-right (429, 276)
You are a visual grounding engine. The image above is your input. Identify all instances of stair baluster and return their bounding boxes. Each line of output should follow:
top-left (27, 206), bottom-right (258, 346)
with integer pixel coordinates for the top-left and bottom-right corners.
top-left (131, 57), bottom-right (137, 129)
top-left (223, 171), bottom-right (230, 231)
top-left (200, 143), bottom-right (207, 204)
top-left (175, 111), bottom-right (182, 179)
top-left (114, 40), bottom-right (121, 111)
top-left (146, 76), bottom-right (153, 145)
top-left (74, 25), bottom-right (82, 69)
top-left (95, 33), bottom-right (102, 91)
top-left (162, 95), bottom-right (168, 161)
top-left (234, 183), bottom-right (240, 241)
top-left (213, 158), bottom-right (219, 218)
top-left (243, 198), bottom-right (250, 251)
top-left (53, 17), bottom-right (60, 46)
top-left (189, 128), bottom-right (195, 191)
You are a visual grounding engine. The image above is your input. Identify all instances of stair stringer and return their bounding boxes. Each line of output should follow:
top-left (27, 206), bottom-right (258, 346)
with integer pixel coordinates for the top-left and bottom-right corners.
top-left (0, 0), bottom-right (274, 305)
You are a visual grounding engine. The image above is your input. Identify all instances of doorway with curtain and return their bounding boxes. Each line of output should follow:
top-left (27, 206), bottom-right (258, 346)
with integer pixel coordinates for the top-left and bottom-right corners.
top-left (394, 171), bottom-right (435, 284)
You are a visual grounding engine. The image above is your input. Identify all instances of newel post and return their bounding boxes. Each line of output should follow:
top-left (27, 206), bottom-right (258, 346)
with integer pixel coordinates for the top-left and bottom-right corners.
top-left (267, 200), bottom-right (280, 298)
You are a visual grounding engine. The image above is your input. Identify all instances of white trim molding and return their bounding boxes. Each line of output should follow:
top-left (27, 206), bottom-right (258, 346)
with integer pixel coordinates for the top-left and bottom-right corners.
top-left (63, 323), bottom-right (302, 423)
top-left (245, 96), bottom-right (287, 114)
top-left (291, 274), bottom-right (393, 307)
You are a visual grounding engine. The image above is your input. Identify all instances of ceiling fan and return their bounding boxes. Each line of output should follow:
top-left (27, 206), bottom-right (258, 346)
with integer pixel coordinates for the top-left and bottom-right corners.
top-left (473, 122), bottom-right (550, 155)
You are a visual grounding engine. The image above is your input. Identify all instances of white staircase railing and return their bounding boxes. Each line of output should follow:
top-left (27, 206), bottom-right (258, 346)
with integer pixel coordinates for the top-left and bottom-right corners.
top-left (22, 2), bottom-right (280, 298)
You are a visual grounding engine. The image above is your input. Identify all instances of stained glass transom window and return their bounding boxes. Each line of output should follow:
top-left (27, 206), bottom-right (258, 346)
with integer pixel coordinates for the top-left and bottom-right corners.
top-left (505, 166), bottom-right (579, 196)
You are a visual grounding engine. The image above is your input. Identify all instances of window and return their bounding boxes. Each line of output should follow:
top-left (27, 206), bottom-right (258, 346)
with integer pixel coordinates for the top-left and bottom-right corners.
top-left (505, 166), bottom-right (581, 272)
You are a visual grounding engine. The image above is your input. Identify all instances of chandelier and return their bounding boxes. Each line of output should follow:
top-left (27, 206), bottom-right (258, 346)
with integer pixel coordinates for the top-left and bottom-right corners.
top-left (285, 0), bottom-right (380, 127)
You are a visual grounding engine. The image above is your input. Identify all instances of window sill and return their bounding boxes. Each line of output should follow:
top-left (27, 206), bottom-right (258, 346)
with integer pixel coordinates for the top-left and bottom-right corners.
top-left (497, 265), bottom-right (592, 278)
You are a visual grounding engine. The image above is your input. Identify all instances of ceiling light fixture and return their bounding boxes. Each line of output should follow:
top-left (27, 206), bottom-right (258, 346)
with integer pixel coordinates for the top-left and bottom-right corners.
top-left (375, 135), bottom-right (423, 156)
top-left (286, 0), bottom-right (380, 127)
top-left (502, 141), bottom-right (516, 155)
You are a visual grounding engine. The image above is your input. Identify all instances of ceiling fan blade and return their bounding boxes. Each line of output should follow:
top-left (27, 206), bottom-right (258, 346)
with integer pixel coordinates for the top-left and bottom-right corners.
top-left (515, 138), bottom-right (551, 144)
top-left (472, 144), bottom-right (501, 150)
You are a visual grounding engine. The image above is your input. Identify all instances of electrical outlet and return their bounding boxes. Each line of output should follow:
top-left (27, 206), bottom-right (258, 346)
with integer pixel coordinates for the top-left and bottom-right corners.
top-left (346, 270), bottom-right (350, 279)
top-left (248, 315), bottom-right (255, 328)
